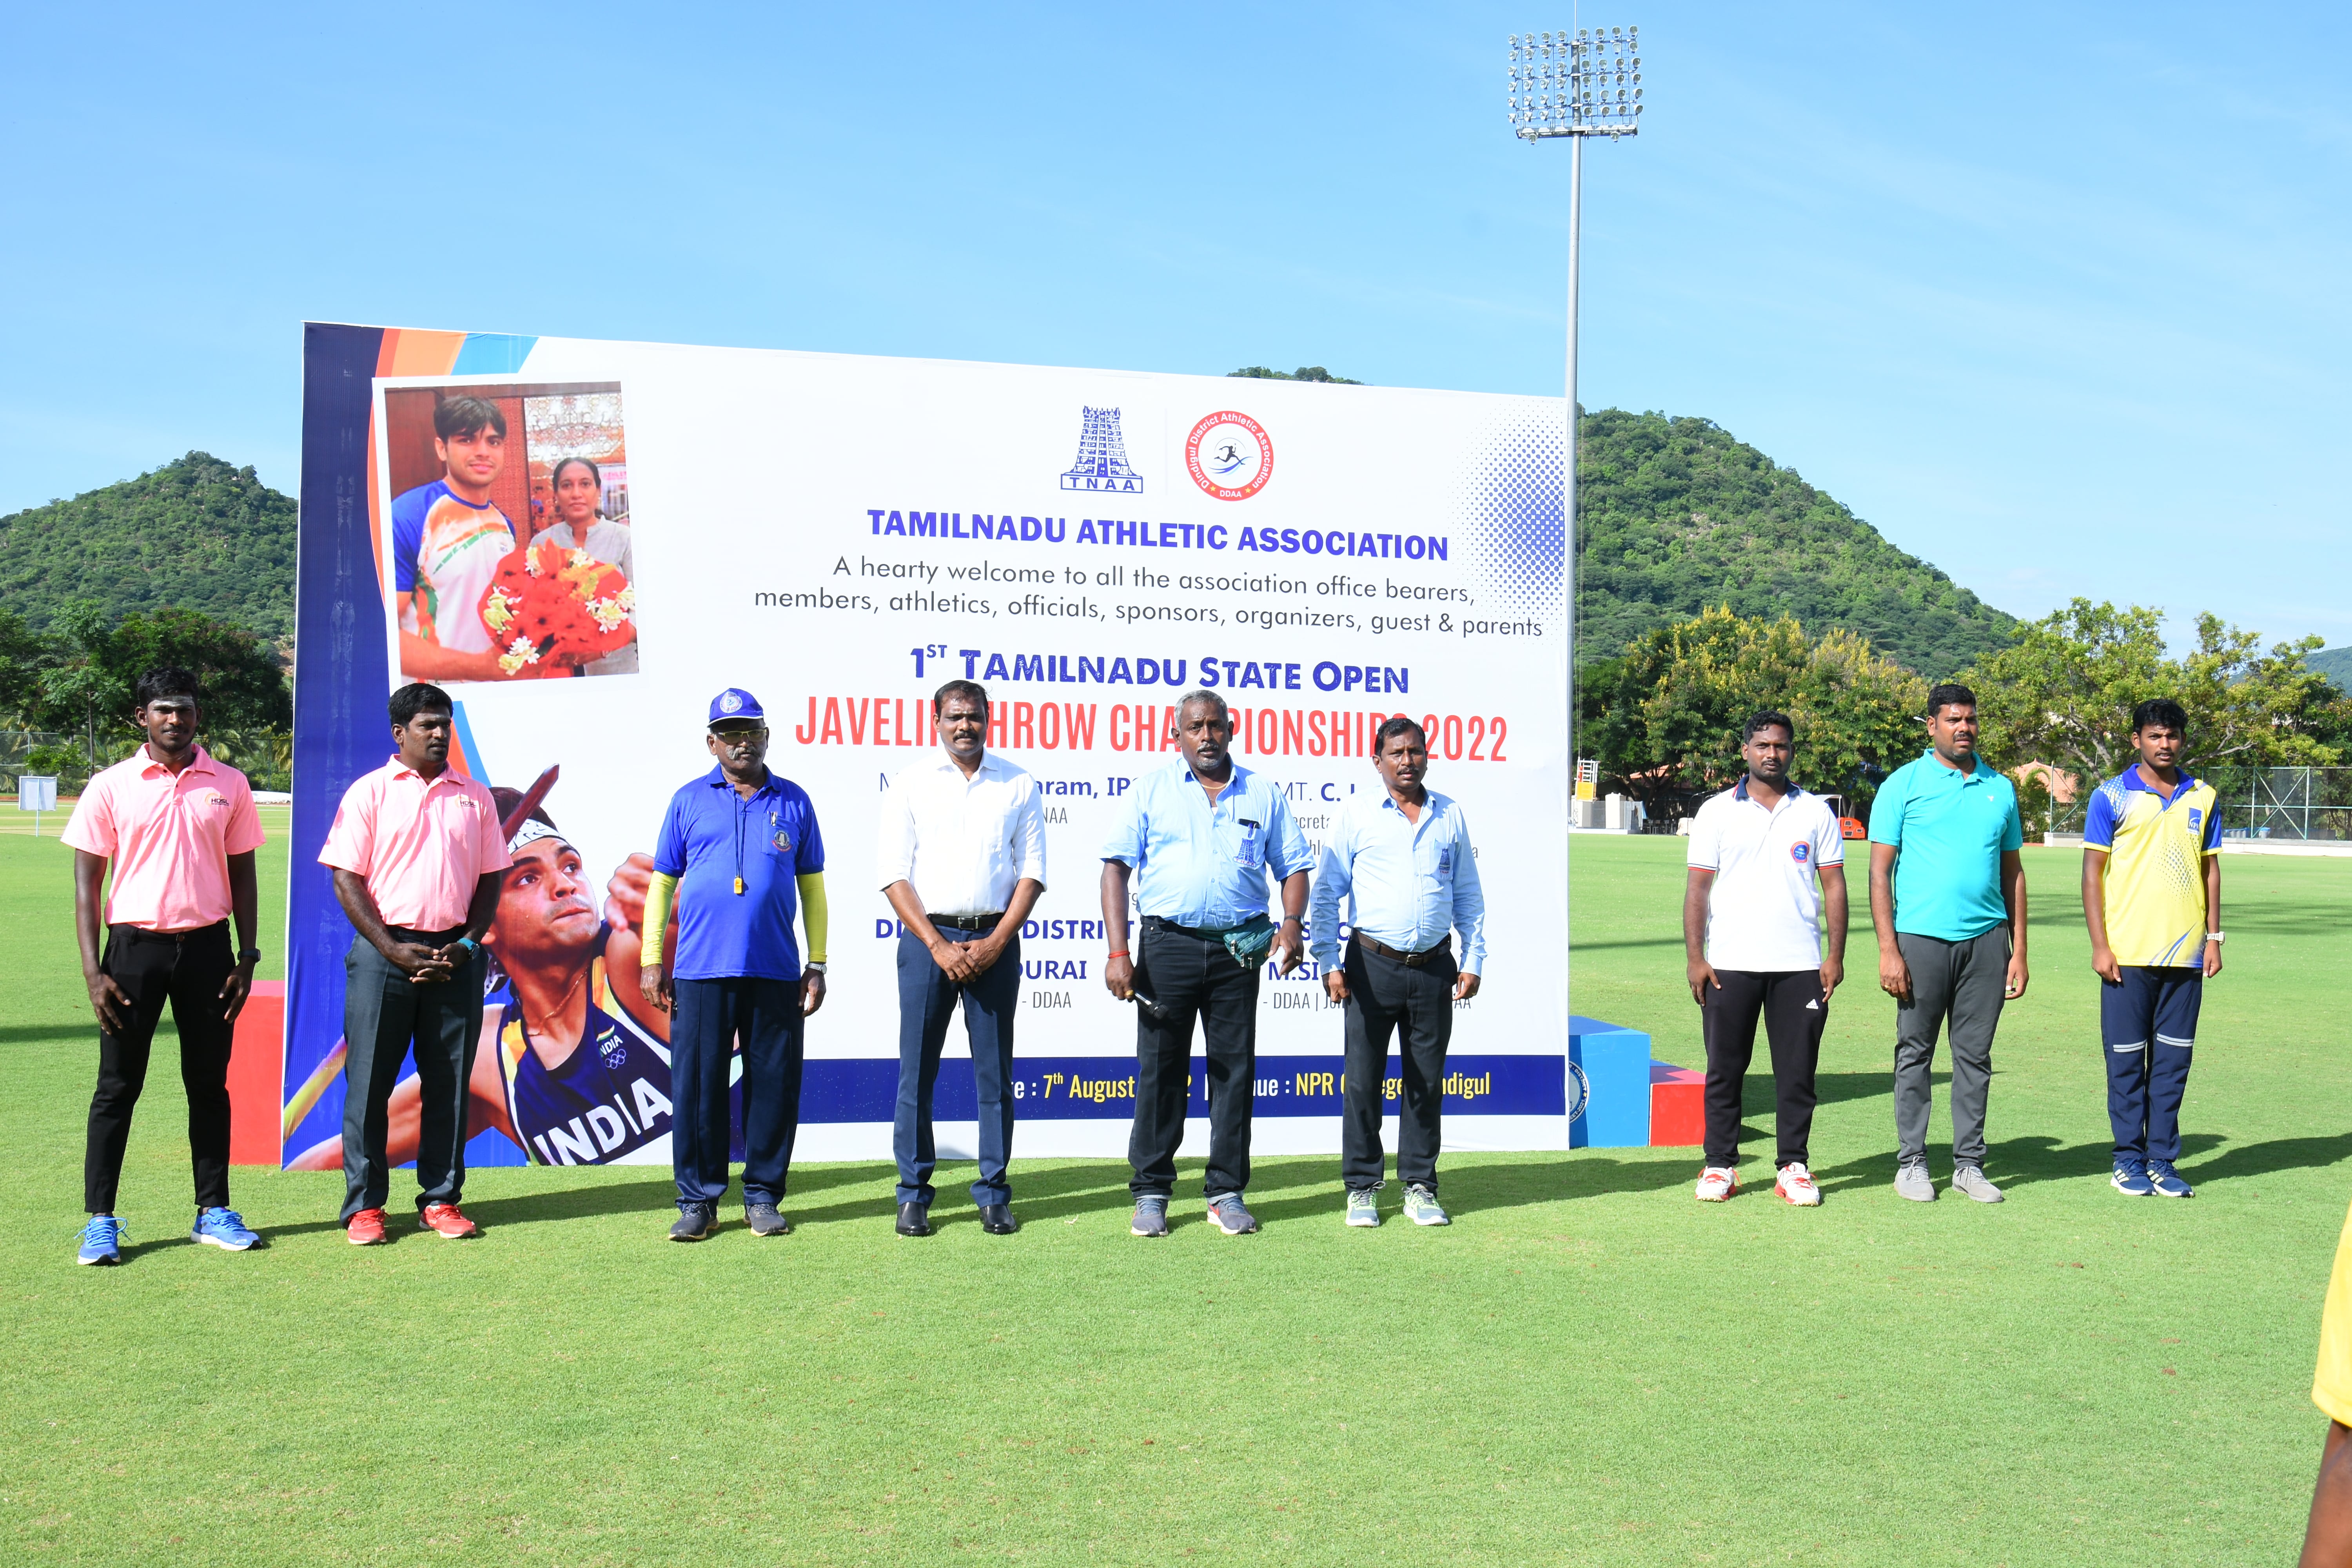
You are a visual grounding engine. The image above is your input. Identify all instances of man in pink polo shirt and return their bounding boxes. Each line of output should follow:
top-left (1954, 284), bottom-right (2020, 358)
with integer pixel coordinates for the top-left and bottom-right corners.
top-left (64, 668), bottom-right (266, 1266)
top-left (318, 682), bottom-right (512, 1244)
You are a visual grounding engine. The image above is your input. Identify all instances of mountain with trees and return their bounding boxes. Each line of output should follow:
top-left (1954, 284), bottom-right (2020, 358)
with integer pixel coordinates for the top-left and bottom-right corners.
top-left (1576, 410), bottom-right (2017, 680)
top-left (2306, 646), bottom-right (2352, 691)
top-left (1228, 365), bottom-right (1365, 384)
top-left (0, 452), bottom-right (296, 641)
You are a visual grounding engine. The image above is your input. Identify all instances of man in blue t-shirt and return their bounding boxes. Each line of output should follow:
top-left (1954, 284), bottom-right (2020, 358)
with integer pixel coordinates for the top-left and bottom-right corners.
top-left (638, 689), bottom-right (829, 1241)
top-left (1867, 682), bottom-right (2027, 1205)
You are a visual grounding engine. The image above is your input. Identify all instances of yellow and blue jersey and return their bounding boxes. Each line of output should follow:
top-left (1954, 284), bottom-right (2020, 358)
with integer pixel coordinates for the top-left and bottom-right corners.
top-left (2084, 767), bottom-right (2220, 967)
top-left (392, 478), bottom-right (516, 655)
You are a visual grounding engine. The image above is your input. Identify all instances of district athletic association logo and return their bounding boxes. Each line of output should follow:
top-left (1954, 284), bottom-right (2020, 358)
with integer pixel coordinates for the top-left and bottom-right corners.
top-left (1060, 407), bottom-right (1143, 494)
top-left (1185, 410), bottom-right (1273, 501)
top-left (1565, 1059), bottom-right (1590, 1125)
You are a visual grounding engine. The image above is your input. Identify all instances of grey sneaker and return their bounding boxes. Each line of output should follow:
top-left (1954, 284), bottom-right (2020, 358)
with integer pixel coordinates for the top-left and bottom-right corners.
top-left (1403, 1184), bottom-right (1450, 1227)
top-left (743, 1201), bottom-right (791, 1237)
top-left (1951, 1164), bottom-right (2005, 1203)
top-left (1130, 1195), bottom-right (1170, 1238)
top-left (1205, 1193), bottom-right (1259, 1235)
top-left (1345, 1189), bottom-right (1381, 1228)
top-left (1895, 1160), bottom-right (1936, 1202)
top-left (669, 1202), bottom-right (717, 1241)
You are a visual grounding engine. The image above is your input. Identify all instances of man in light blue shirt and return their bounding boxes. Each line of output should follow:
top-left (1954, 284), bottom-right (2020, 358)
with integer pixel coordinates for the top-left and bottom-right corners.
top-left (1309, 717), bottom-right (1485, 1229)
top-left (1102, 691), bottom-right (1312, 1237)
top-left (1867, 682), bottom-right (2027, 1205)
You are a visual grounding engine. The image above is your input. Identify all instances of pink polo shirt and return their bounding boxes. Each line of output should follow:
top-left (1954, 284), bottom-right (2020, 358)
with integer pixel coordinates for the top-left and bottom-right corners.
top-left (62, 745), bottom-right (265, 932)
top-left (318, 757), bottom-right (513, 931)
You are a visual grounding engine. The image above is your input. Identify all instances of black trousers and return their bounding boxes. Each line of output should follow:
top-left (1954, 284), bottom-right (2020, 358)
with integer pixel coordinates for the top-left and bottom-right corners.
top-left (1341, 940), bottom-right (1457, 1194)
top-left (1701, 968), bottom-right (1826, 1169)
top-left (341, 931), bottom-right (483, 1221)
top-left (1129, 920), bottom-right (1259, 1200)
top-left (84, 921), bottom-right (236, 1214)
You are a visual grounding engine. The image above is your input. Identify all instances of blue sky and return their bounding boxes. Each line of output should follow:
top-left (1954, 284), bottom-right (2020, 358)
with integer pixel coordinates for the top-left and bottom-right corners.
top-left (4, 1), bottom-right (2345, 651)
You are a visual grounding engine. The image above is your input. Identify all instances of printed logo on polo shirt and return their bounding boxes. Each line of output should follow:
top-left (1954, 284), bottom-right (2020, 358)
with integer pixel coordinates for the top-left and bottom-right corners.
top-left (2189, 807), bottom-right (2202, 832)
top-left (1790, 842), bottom-right (1811, 864)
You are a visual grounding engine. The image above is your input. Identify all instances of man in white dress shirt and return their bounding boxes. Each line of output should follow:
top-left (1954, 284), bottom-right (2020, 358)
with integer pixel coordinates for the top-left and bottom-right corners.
top-left (1309, 716), bottom-right (1486, 1229)
top-left (877, 680), bottom-right (1047, 1237)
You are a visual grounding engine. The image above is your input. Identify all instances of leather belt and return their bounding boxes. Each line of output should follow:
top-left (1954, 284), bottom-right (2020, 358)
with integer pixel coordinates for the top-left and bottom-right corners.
top-left (114, 920), bottom-right (230, 945)
top-left (1352, 931), bottom-right (1453, 968)
top-left (933, 912), bottom-right (1004, 933)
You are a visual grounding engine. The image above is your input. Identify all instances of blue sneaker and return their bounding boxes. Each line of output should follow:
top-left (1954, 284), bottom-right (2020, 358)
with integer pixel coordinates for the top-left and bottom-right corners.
top-left (2111, 1160), bottom-right (2153, 1197)
top-left (76, 1214), bottom-right (126, 1266)
top-left (2147, 1160), bottom-right (2194, 1198)
top-left (192, 1207), bottom-right (261, 1250)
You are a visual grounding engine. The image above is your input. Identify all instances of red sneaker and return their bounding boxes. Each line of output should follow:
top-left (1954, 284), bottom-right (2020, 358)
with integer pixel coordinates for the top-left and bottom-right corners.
top-left (345, 1207), bottom-right (388, 1246)
top-left (418, 1202), bottom-right (479, 1239)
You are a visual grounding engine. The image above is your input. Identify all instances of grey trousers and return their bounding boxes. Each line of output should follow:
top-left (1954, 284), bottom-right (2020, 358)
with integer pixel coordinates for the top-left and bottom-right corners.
top-left (1893, 927), bottom-right (2010, 1167)
top-left (341, 933), bottom-right (484, 1221)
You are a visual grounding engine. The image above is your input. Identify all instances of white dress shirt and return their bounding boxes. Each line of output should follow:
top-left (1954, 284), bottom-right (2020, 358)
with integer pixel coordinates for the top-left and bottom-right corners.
top-left (877, 752), bottom-right (1049, 919)
top-left (1308, 788), bottom-right (1487, 972)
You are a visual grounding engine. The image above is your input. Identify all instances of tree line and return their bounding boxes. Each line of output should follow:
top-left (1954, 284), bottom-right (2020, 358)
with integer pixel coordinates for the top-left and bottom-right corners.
top-left (1580, 599), bottom-right (2349, 824)
top-left (0, 602), bottom-right (290, 790)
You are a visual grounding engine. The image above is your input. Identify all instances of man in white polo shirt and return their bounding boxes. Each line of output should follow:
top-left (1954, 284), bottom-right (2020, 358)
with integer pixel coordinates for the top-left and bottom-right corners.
top-left (1682, 710), bottom-right (1848, 1205)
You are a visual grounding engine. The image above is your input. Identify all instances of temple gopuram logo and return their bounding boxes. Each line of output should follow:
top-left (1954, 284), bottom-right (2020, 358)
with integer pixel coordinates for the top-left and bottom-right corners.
top-left (1060, 407), bottom-right (1144, 494)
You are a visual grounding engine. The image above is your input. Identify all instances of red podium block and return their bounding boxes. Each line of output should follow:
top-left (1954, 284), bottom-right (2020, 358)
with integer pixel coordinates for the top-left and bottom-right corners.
top-left (228, 981), bottom-right (285, 1166)
top-left (1648, 1061), bottom-right (1704, 1147)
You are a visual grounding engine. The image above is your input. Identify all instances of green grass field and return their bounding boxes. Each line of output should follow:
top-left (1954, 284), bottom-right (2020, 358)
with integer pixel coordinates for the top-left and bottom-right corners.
top-left (4, 822), bottom-right (2348, 1565)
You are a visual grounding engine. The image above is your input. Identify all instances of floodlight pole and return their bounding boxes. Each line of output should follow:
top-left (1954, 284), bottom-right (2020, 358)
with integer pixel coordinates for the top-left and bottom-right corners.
top-left (1508, 25), bottom-right (1640, 1056)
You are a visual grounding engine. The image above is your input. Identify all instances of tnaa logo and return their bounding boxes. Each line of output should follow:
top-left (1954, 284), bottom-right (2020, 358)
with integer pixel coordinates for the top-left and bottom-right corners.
top-left (1185, 410), bottom-right (1273, 501)
top-left (1060, 407), bottom-right (1143, 494)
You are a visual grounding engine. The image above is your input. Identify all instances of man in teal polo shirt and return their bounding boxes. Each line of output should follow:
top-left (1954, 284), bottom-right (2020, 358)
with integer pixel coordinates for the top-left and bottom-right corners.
top-left (1868, 682), bottom-right (2028, 1203)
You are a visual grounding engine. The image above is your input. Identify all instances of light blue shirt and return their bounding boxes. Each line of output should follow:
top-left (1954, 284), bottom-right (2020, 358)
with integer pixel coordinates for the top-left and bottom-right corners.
top-left (1867, 749), bottom-right (2023, 942)
top-left (1101, 760), bottom-right (1313, 928)
top-left (1308, 789), bottom-right (1487, 972)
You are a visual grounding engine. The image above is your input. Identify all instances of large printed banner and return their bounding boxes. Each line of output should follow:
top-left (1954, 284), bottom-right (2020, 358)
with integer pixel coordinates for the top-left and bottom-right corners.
top-left (287, 323), bottom-right (1569, 1171)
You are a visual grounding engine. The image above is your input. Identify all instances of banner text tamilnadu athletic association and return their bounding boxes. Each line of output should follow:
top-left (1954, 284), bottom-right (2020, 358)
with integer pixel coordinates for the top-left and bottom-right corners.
top-left (287, 324), bottom-right (1568, 1170)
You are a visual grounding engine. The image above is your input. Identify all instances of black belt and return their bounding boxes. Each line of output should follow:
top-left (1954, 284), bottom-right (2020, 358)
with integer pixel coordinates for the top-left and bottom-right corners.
top-left (1352, 931), bottom-right (1452, 968)
top-left (1142, 916), bottom-right (1223, 939)
top-left (387, 924), bottom-right (468, 943)
top-left (113, 920), bottom-right (229, 945)
top-left (932, 912), bottom-right (1004, 933)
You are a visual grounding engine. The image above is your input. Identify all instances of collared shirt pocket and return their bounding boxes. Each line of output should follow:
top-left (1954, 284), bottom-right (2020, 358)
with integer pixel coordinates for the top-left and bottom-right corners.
top-left (1234, 818), bottom-right (1263, 867)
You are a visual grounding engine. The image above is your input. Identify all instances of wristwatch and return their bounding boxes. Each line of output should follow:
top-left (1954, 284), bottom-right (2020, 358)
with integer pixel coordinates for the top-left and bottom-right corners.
top-left (237, 947), bottom-right (263, 965)
top-left (2205, 931), bottom-right (2225, 945)
top-left (805, 961), bottom-right (829, 974)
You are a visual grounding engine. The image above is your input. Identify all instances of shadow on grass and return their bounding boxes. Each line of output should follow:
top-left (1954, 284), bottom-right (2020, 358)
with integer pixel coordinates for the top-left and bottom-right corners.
top-left (0, 1024), bottom-right (86, 1044)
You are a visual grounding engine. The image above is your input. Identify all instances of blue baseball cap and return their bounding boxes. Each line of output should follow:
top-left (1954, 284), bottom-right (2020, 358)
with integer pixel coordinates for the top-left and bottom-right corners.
top-left (707, 688), bottom-right (765, 727)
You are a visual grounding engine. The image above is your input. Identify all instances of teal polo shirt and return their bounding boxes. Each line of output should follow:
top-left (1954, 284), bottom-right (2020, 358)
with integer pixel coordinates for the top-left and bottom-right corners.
top-left (1867, 750), bottom-right (2023, 941)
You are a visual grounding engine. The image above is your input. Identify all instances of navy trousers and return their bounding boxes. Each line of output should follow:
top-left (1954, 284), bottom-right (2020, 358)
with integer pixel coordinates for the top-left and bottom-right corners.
top-left (671, 976), bottom-right (802, 1209)
top-left (894, 923), bottom-right (1021, 1207)
top-left (2102, 966), bottom-right (2201, 1163)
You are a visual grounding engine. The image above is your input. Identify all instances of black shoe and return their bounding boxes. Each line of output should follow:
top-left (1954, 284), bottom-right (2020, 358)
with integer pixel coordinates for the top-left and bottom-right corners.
top-left (743, 1201), bottom-right (791, 1237)
top-left (669, 1203), bottom-right (716, 1242)
top-left (979, 1203), bottom-right (1018, 1235)
top-left (896, 1201), bottom-right (933, 1237)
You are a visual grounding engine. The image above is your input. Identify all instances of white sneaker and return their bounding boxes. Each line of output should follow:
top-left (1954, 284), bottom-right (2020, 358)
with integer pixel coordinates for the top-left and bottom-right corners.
top-left (1694, 1166), bottom-right (1738, 1201)
top-left (1775, 1163), bottom-right (1821, 1207)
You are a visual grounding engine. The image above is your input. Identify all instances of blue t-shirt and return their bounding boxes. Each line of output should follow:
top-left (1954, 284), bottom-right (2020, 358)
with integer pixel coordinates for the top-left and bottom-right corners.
top-left (1867, 750), bottom-right (2024, 942)
top-left (653, 767), bottom-right (825, 981)
top-left (1100, 760), bottom-right (1314, 929)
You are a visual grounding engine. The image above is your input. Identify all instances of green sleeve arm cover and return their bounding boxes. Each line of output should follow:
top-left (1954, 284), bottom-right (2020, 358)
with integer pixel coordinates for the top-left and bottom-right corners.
top-left (797, 871), bottom-right (828, 965)
top-left (640, 872), bottom-right (680, 966)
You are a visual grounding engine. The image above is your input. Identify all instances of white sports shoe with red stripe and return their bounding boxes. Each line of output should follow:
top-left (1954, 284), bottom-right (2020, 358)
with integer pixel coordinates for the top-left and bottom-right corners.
top-left (1694, 1167), bottom-right (1738, 1201)
top-left (1775, 1163), bottom-right (1821, 1207)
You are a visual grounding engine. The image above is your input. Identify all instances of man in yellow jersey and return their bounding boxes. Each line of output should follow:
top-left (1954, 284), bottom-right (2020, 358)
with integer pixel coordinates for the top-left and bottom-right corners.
top-left (2080, 699), bottom-right (2223, 1200)
top-left (2299, 1200), bottom-right (2352, 1563)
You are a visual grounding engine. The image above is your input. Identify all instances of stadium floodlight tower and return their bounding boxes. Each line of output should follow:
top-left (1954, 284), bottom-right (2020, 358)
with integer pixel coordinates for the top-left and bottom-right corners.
top-left (1508, 25), bottom-right (1640, 1039)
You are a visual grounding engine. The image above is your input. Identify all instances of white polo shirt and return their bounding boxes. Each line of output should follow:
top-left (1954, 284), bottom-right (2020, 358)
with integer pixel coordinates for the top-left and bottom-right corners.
top-left (876, 752), bottom-right (1049, 921)
top-left (1686, 778), bottom-right (1845, 972)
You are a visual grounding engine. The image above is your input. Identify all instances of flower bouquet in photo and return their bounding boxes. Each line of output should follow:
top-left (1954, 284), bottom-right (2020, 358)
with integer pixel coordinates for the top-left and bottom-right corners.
top-left (477, 541), bottom-right (636, 677)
